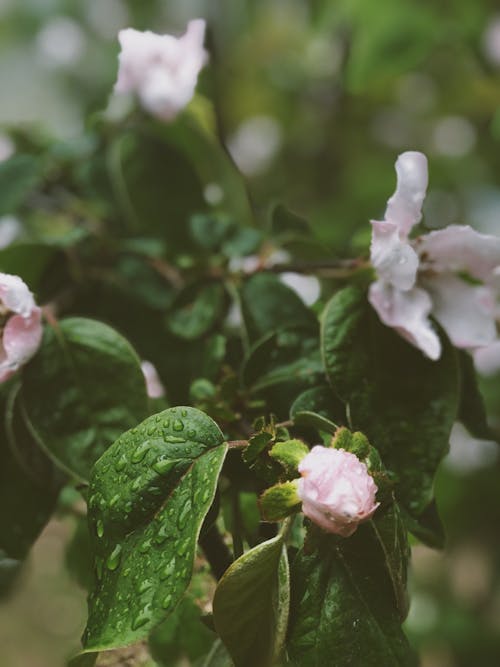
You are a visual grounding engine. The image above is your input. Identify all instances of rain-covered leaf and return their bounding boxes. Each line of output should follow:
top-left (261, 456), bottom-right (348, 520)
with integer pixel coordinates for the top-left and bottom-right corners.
top-left (213, 534), bottom-right (289, 667)
top-left (321, 286), bottom-right (459, 516)
top-left (82, 406), bottom-right (227, 652)
top-left (21, 317), bottom-right (149, 481)
top-left (287, 506), bottom-right (415, 667)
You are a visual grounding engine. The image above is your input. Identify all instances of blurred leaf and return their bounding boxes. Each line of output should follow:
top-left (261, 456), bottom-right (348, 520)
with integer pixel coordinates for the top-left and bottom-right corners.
top-left (321, 287), bottom-right (460, 517)
top-left (240, 273), bottom-right (317, 344)
top-left (167, 283), bottom-right (227, 340)
top-left (270, 204), bottom-right (310, 238)
top-left (0, 391), bottom-right (60, 596)
top-left (287, 506), bottom-right (414, 666)
top-left (458, 351), bottom-right (491, 440)
top-left (401, 500), bottom-right (445, 550)
top-left (82, 407), bottom-right (227, 652)
top-left (0, 154), bottom-right (41, 215)
top-left (107, 127), bottom-right (205, 245)
top-left (65, 517), bottom-right (93, 591)
top-left (0, 243), bottom-right (56, 291)
top-left (22, 318), bottom-right (149, 481)
top-left (149, 594), bottom-right (215, 666)
top-left (213, 534), bottom-right (289, 667)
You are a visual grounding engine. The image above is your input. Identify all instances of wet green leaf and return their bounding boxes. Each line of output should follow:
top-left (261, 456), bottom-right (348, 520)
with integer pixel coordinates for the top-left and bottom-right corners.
top-left (82, 406), bottom-right (227, 652)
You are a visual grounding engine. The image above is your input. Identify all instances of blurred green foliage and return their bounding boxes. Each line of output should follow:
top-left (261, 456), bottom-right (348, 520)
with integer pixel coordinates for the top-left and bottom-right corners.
top-left (1, 0), bottom-right (500, 666)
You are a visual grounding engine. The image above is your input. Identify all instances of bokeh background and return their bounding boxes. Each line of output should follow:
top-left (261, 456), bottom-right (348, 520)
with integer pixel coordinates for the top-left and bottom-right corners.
top-left (1, 0), bottom-right (500, 665)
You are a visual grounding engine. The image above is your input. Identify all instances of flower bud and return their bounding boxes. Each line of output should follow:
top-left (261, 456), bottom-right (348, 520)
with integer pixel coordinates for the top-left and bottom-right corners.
top-left (0, 273), bottom-right (42, 383)
top-left (297, 445), bottom-right (379, 537)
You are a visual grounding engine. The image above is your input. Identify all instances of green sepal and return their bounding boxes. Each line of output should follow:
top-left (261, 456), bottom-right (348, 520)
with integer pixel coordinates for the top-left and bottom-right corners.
top-left (269, 439), bottom-right (309, 475)
top-left (259, 481), bottom-right (301, 522)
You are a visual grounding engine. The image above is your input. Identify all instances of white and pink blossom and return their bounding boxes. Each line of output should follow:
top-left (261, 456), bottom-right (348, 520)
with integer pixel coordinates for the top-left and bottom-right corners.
top-left (0, 273), bottom-right (43, 383)
top-left (369, 151), bottom-right (500, 360)
top-left (115, 19), bottom-right (208, 121)
top-left (297, 445), bottom-right (379, 537)
top-left (141, 360), bottom-right (166, 399)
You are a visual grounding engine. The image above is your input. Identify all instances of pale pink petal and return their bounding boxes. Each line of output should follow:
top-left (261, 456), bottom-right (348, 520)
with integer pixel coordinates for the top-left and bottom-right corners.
top-left (474, 340), bottom-right (500, 376)
top-left (297, 446), bottom-right (379, 537)
top-left (370, 220), bottom-right (419, 290)
top-left (425, 274), bottom-right (497, 349)
top-left (1, 308), bottom-right (42, 370)
top-left (418, 225), bottom-right (500, 283)
top-left (369, 280), bottom-right (441, 360)
top-left (141, 360), bottom-right (166, 399)
top-left (384, 151), bottom-right (428, 238)
top-left (0, 273), bottom-right (36, 317)
top-left (279, 273), bottom-right (321, 306)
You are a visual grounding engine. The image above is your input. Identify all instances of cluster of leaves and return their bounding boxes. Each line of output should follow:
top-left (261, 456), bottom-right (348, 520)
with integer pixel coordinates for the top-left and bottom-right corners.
top-left (0, 83), bottom-right (495, 666)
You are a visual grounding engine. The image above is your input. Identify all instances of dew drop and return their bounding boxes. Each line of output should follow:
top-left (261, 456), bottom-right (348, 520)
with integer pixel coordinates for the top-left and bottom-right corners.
top-left (177, 500), bottom-right (192, 529)
top-left (152, 459), bottom-right (174, 475)
top-left (131, 443), bottom-right (150, 463)
top-left (132, 475), bottom-right (143, 491)
top-left (96, 519), bottom-right (104, 538)
top-left (138, 579), bottom-right (153, 594)
top-left (181, 409), bottom-right (188, 417)
top-left (187, 429), bottom-right (196, 439)
top-left (131, 612), bottom-right (151, 631)
top-left (95, 556), bottom-right (103, 580)
top-left (177, 539), bottom-right (190, 557)
top-left (139, 538), bottom-right (152, 554)
top-left (173, 419), bottom-right (184, 432)
top-left (106, 544), bottom-right (123, 571)
top-left (161, 593), bottom-right (173, 609)
top-left (164, 435), bottom-right (186, 444)
top-left (109, 493), bottom-right (121, 508)
top-left (115, 455), bottom-right (127, 472)
top-left (160, 559), bottom-right (176, 581)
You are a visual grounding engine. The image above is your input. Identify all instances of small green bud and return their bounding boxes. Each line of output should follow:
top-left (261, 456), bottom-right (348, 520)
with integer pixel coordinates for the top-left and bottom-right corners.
top-left (269, 439), bottom-right (309, 475)
top-left (259, 481), bottom-right (301, 522)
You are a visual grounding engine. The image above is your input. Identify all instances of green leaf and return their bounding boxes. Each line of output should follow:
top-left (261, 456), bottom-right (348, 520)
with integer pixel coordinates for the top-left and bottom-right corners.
top-left (107, 127), bottom-right (205, 244)
top-left (0, 392), bottom-right (60, 595)
top-left (287, 507), bottom-right (415, 667)
top-left (0, 243), bottom-right (56, 291)
top-left (290, 386), bottom-right (343, 434)
top-left (82, 406), bottom-right (227, 652)
top-left (457, 351), bottom-right (491, 440)
top-left (213, 534), bottom-right (290, 667)
top-left (271, 204), bottom-right (310, 238)
top-left (167, 283), bottom-right (227, 340)
top-left (321, 287), bottom-right (460, 516)
top-left (0, 154), bottom-right (41, 215)
top-left (149, 593), bottom-right (215, 666)
top-left (240, 273), bottom-right (317, 344)
top-left (401, 500), bottom-right (445, 550)
top-left (21, 317), bottom-right (149, 481)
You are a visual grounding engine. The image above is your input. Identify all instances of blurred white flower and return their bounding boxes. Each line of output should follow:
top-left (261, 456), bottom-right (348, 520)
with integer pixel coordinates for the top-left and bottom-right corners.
top-left (483, 15), bottom-right (500, 66)
top-left (444, 422), bottom-right (498, 474)
top-left (0, 134), bottom-right (14, 163)
top-left (279, 273), bottom-right (320, 306)
top-left (37, 17), bottom-right (86, 67)
top-left (115, 20), bottom-right (207, 121)
top-left (228, 116), bottom-right (283, 176)
top-left (0, 216), bottom-right (22, 249)
top-left (141, 360), bottom-right (165, 399)
top-left (431, 116), bottom-right (476, 158)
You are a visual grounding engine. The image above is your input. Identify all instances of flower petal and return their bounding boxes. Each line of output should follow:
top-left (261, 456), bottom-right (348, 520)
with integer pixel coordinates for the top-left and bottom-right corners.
top-left (385, 151), bottom-right (428, 237)
top-left (2, 307), bottom-right (42, 370)
top-left (279, 273), bottom-right (321, 306)
top-left (0, 273), bottom-right (36, 317)
top-left (370, 220), bottom-right (419, 290)
top-left (425, 274), bottom-right (497, 349)
top-left (474, 340), bottom-right (500, 376)
top-left (418, 225), bottom-right (500, 283)
top-left (369, 280), bottom-right (441, 360)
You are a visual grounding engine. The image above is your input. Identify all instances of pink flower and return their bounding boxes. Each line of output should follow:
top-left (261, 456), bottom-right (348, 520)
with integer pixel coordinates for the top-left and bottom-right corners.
top-left (141, 360), bottom-right (165, 399)
top-left (369, 151), bottom-right (500, 360)
top-left (115, 20), bottom-right (208, 121)
top-left (0, 273), bottom-right (43, 383)
top-left (297, 446), bottom-right (379, 537)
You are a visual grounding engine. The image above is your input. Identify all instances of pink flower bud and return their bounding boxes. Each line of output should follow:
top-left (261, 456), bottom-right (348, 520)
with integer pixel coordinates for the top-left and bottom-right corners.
top-left (141, 360), bottom-right (165, 399)
top-left (0, 273), bottom-right (43, 383)
top-left (297, 446), bottom-right (379, 537)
